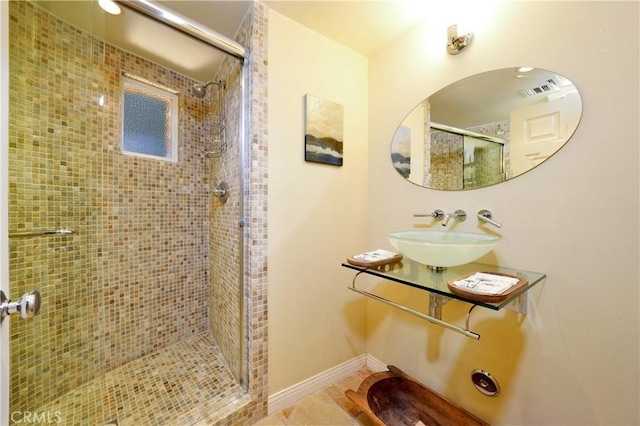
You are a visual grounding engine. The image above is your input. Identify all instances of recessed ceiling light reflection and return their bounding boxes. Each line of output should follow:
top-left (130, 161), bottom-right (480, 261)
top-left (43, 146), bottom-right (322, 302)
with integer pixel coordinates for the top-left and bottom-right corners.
top-left (98, 0), bottom-right (121, 15)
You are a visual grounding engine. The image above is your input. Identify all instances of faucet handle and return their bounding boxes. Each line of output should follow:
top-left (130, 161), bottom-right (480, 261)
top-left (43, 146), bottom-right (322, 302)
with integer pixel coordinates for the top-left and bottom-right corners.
top-left (414, 209), bottom-right (444, 220)
top-left (477, 209), bottom-right (502, 228)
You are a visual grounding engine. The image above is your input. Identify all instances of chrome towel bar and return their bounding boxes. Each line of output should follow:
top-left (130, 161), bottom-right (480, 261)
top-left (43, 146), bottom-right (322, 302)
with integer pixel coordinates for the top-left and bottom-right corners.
top-left (348, 270), bottom-right (481, 340)
top-left (9, 227), bottom-right (77, 238)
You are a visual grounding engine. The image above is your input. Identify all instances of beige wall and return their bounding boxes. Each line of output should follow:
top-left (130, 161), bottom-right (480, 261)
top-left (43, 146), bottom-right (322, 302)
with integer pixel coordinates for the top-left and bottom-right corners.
top-left (267, 10), bottom-right (369, 394)
top-left (367, 2), bottom-right (639, 425)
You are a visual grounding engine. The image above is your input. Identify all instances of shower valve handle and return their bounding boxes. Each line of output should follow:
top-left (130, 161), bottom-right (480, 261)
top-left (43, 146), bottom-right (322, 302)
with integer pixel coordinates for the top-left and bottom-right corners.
top-left (212, 181), bottom-right (229, 203)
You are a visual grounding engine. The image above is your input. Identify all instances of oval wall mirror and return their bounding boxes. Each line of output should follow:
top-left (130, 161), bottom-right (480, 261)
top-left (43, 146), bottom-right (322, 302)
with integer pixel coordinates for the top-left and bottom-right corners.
top-left (390, 67), bottom-right (582, 190)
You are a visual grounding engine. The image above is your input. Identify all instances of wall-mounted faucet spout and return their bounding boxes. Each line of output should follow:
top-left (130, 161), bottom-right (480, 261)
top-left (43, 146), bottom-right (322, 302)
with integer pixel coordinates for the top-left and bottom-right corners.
top-left (442, 210), bottom-right (467, 226)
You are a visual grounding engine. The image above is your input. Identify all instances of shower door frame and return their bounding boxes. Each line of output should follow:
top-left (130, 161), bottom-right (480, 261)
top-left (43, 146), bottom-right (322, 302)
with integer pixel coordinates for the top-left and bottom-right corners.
top-left (1, 0), bottom-right (11, 420)
top-left (0, 1), bottom-right (251, 421)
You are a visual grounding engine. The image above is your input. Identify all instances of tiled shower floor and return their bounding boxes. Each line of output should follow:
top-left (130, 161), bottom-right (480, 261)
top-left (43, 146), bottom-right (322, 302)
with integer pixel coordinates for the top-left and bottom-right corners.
top-left (34, 333), bottom-right (246, 426)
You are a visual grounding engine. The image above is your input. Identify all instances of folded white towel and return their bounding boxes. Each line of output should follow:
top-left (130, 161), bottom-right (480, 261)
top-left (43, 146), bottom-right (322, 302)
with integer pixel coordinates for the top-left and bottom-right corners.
top-left (452, 272), bottom-right (519, 295)
top-left (352, 249), bottom-right (398, 262)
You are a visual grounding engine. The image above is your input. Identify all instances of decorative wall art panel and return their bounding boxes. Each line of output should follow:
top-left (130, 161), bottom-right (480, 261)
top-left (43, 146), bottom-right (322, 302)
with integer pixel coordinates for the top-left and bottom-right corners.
top-left (391, 125), bottom-right (411, 178)
top-left (305, 94), bottom-right (344, 166)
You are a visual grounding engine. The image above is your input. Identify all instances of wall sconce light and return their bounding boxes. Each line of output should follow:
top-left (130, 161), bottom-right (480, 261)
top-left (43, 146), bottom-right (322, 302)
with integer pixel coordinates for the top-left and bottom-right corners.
top-left (447, 24), bottom-right (472, 55)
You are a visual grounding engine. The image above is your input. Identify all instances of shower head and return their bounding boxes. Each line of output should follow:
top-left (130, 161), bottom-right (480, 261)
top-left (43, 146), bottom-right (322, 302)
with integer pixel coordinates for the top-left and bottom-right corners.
top-left (192, 81), bottom-right (215, 98)
top-left (192, 80), bottom-right (227, 99)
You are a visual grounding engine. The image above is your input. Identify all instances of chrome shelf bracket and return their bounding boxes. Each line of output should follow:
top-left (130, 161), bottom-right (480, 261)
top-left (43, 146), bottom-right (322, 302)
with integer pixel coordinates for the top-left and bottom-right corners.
top-left (505, 291), bottom-right (528, 315)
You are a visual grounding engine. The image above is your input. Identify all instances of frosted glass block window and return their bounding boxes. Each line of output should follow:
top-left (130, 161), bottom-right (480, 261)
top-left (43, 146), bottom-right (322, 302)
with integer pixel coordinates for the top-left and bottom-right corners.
top-left (121, 76), bottom-right (178, 162)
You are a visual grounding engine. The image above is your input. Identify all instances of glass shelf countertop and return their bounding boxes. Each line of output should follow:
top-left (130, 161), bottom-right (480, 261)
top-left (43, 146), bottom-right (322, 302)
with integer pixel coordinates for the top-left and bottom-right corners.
top-left (342, 260), bottom-right (546, 310)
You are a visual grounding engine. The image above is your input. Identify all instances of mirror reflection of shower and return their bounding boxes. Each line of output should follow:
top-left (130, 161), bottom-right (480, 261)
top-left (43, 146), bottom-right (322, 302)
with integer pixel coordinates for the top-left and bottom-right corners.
top-left (194, 79), bottom-right (226, 157)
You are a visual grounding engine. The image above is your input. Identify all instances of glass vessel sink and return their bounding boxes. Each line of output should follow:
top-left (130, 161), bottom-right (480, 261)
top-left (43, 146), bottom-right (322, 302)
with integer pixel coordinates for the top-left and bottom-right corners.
top-left (388, 230), bottom-right (499, 270)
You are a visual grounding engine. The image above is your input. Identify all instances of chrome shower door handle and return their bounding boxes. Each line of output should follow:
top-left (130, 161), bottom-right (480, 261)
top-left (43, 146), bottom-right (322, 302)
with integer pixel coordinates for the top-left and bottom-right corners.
top-left (0, 290), bottom-right (41, 323)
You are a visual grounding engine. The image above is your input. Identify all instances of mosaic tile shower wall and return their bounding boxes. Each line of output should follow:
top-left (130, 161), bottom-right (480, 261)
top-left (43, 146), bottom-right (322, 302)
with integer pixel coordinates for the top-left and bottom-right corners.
top-left (217, 1), bottom-right (270, 423)
top-left (430, 129), bottom-right (464, 190)
top-left (429, 120), bottom-right (510, 190)
top-left (8, 0), bottom-right (212, 414)
top-left (423, 102), bottom-right (431, 187)
top-left (8, 1), bottom-right (269, 423)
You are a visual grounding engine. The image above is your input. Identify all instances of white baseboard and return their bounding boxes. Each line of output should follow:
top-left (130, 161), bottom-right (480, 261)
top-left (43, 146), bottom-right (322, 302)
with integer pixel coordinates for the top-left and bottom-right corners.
top-left (267, 353), bottom-right (389, 415)
top-left (365, 353), bottom-right (387, 373)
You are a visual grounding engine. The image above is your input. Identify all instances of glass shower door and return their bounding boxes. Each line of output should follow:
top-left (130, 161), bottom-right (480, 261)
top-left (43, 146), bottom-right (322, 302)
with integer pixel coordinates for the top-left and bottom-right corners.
top-left (6, 1), bottom-right (102, 422)
top-left (4, 1), bottom-right (250, 423)
top-left (463, 136), bottom-right (504, 189)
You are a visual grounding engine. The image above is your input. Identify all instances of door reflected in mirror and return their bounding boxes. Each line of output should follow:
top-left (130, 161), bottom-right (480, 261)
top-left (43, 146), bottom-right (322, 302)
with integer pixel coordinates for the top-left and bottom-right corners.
top-left (391, 67), bottom-right (582, 190)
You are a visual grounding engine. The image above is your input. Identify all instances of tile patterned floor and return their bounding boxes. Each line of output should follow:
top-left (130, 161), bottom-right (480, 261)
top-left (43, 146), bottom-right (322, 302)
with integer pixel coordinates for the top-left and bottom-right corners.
top-left (35, 333), bottom-right (244, 426)
top-left (255, 368), bottom-right (376, 426)
top-left (31, 342), bottom-right (375, 426)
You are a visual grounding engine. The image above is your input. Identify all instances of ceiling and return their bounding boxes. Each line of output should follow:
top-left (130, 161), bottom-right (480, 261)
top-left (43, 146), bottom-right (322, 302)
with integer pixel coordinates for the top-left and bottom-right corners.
top-left (37, 1), bottom-right (427, 82)
top-left (263, 1), bottom-right (429, 56)
top-left (152, 0), bottom-right (431, 78)
top-left (159, 0), bottom-right (428, 57)
top-left (36, 1), bottom-right (573, 128)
